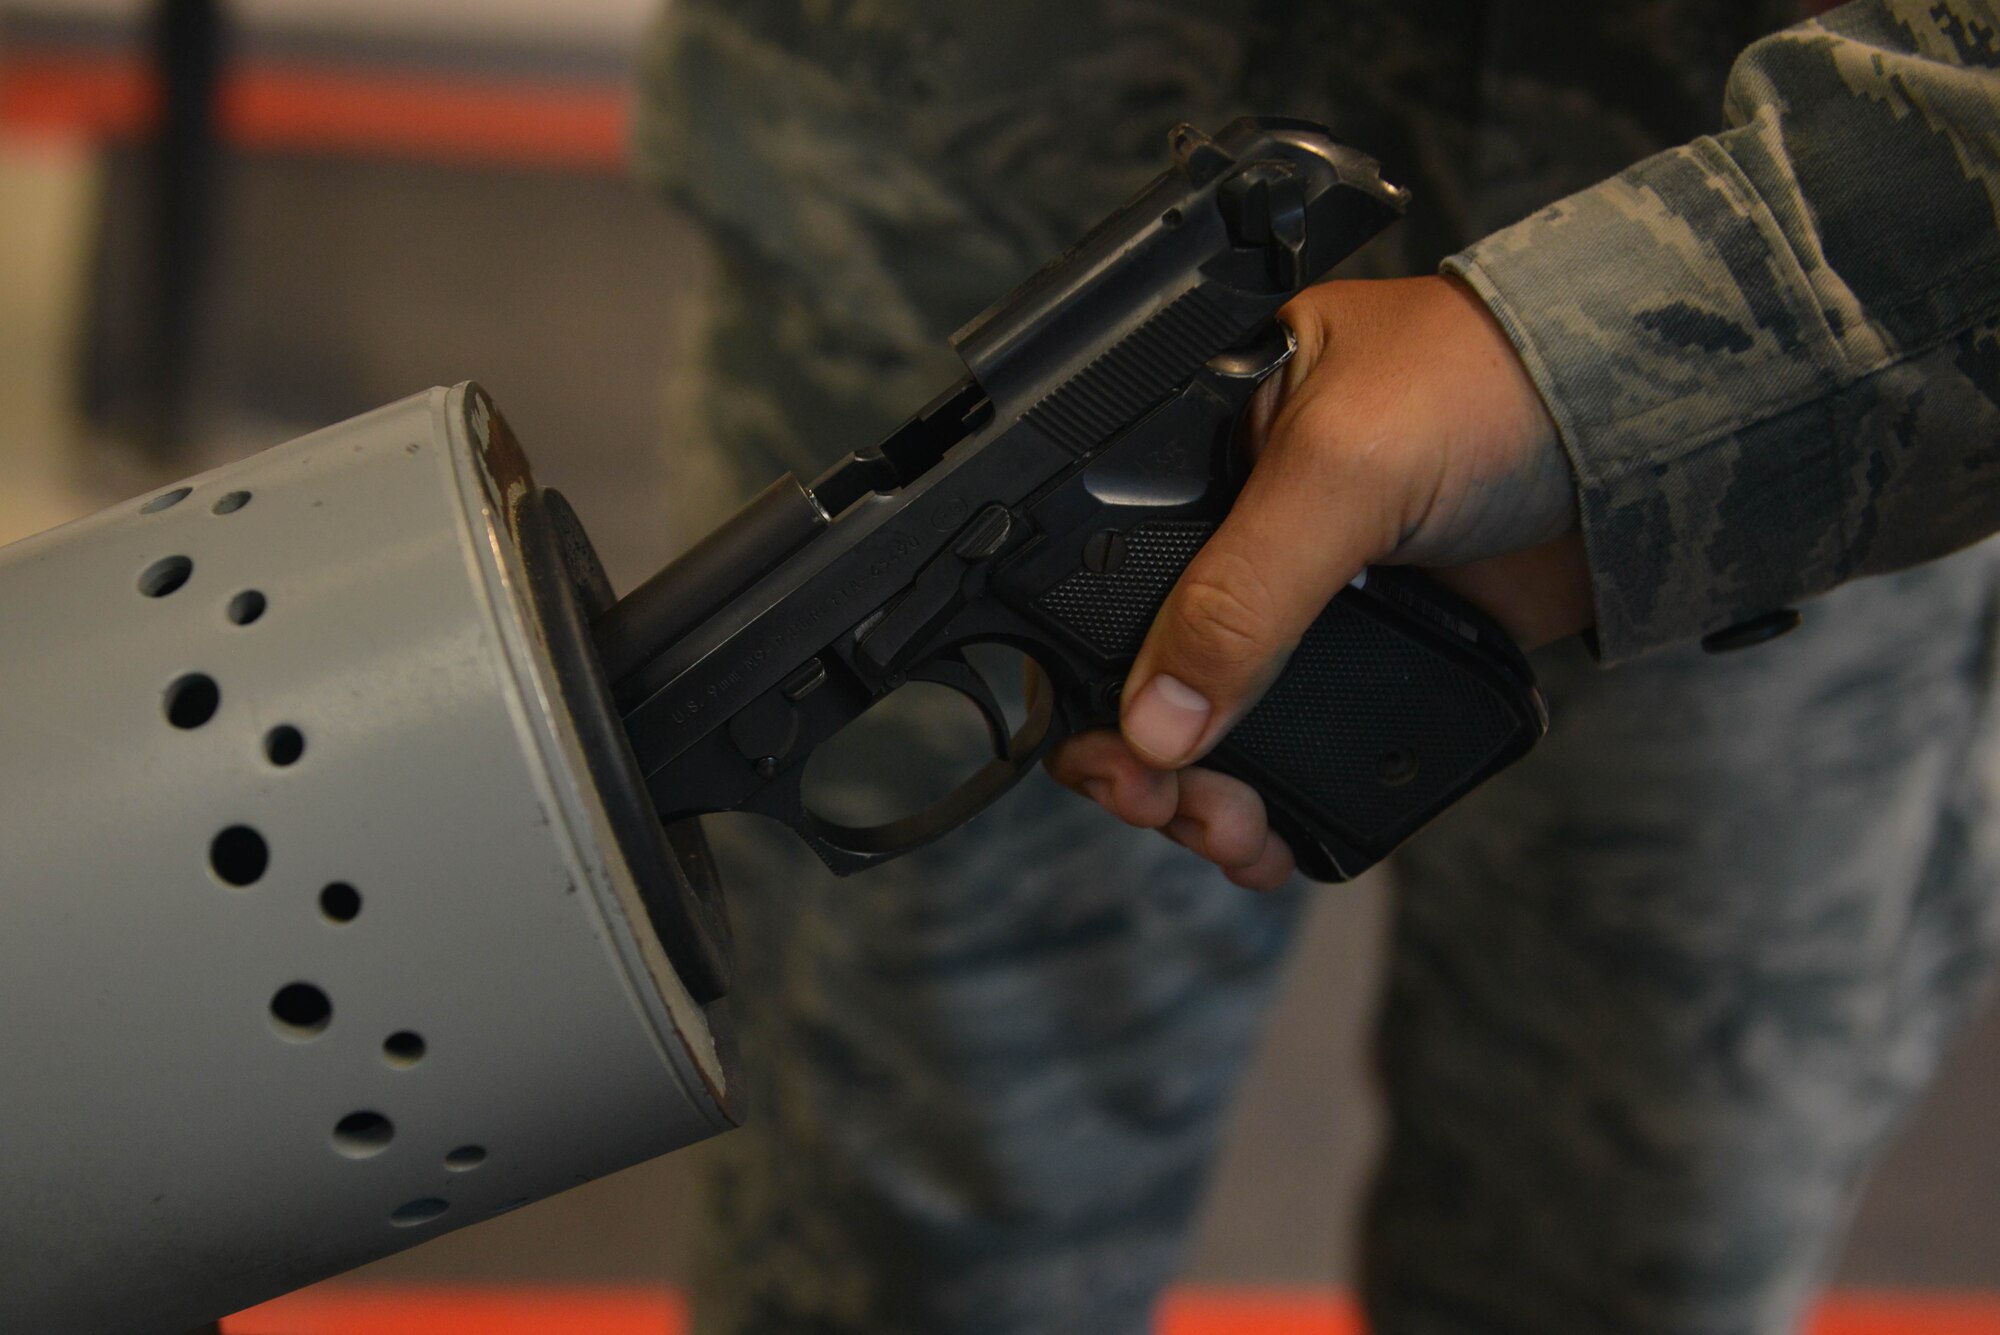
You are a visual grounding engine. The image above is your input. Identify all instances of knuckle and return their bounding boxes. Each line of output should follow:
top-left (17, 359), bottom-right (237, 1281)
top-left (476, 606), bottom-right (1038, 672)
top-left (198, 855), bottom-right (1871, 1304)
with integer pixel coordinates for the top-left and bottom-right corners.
top-left (1210, 822), bottom-right (1261, 869)
top-left (1173, 553), bottom-right (1283, 676)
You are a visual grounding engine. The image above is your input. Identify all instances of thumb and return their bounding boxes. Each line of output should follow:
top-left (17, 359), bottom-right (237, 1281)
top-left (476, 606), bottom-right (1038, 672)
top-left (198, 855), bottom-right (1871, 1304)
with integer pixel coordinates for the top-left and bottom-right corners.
top-left (1118, 371), bottom-right (1404, 768)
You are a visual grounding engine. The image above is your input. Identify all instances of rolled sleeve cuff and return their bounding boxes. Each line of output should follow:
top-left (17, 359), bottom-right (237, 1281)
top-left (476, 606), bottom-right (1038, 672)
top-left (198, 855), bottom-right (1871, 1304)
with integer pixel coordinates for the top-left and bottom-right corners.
top-left (1443, 135), bottom-right (1851, 663)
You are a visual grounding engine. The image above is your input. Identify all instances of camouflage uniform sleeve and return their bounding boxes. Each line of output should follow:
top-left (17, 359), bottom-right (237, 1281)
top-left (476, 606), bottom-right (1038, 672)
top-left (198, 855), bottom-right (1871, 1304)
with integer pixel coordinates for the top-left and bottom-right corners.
top-left (1444, 0), bottom-right (2000, 662)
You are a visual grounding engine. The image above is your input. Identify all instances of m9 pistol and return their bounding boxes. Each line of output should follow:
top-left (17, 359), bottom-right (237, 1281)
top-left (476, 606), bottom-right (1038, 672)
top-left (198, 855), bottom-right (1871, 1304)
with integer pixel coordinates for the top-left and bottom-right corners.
top-left (0, 116), bottom-right (1556, 1325)
top-left (596, 116), bottom-right (1547, 894)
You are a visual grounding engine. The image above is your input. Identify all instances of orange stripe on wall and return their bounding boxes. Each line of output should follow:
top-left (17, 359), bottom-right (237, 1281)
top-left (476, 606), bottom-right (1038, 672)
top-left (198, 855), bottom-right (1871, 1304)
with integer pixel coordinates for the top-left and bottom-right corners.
top-left (1809, 1294), bottom-right (2000, 1335)
top-left (223, 62), bottom-right (629, 171)
top-left (223, 1286), bottom-right (686, 1335)
top-left (0, 48), bottom-right (629, 171)
top-left (0, 50), bottom-right (155, 138)
top-left (1156, 1289), bottom-right (1361, 1334)
top-left (221, 1286), bottom-right (2000, 1334)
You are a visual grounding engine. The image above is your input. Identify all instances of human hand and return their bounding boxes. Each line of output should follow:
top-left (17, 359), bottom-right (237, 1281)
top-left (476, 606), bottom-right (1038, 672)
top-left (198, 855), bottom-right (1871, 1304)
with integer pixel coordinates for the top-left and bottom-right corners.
top-left (1043, 275), bottom-right (1592, 888)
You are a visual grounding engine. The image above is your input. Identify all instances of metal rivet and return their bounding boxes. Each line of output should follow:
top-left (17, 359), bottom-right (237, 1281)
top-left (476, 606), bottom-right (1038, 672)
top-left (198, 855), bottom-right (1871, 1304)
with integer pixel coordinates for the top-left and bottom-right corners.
top-left (1376, 747), bottom-right (1419, 788)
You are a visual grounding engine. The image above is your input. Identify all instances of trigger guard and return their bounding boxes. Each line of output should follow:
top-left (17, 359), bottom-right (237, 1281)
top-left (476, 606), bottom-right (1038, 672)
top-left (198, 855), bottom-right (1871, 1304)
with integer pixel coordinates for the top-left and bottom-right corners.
top-left (903, 652), bottom-right (1012, 760)
top-left (771, 662), bottom-right (1062, 876)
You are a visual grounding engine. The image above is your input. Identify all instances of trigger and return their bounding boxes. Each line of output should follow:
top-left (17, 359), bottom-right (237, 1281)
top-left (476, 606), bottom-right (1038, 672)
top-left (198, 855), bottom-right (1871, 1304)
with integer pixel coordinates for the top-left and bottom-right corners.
top-left (905, 652), bottom-right (1012, 759)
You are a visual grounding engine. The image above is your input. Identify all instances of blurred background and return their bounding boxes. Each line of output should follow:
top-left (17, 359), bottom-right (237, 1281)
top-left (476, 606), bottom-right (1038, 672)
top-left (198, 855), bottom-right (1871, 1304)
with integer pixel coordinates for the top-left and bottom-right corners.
top-left (1, 0), bottom-right (1997, 1320)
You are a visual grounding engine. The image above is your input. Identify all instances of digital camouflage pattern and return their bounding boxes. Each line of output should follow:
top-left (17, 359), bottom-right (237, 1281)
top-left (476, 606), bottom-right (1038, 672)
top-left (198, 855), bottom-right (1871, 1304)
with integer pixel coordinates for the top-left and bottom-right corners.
top-left (633, 3), bottom-right (2000, 1332)
top-left (1452, 0), bottom-right (2000, 660)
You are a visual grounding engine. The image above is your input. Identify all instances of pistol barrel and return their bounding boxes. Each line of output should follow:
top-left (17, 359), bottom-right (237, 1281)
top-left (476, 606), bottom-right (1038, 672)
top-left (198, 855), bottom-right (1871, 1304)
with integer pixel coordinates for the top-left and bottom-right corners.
top-left (593, 472), bottom-right (827, 703)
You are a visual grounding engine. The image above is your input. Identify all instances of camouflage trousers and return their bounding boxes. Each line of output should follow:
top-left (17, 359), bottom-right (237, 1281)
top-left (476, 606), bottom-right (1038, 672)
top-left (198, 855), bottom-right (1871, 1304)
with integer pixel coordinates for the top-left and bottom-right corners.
top-left (652, 255), bottom-right (2000, 1335)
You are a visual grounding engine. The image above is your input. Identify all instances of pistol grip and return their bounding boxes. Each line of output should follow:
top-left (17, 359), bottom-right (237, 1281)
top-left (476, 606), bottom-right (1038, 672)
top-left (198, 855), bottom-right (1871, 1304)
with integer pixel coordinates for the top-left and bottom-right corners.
top-left (1024, 526), bottom-right (1545, 881)
top-left (1202, 567), bottom-right (1545, 881)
